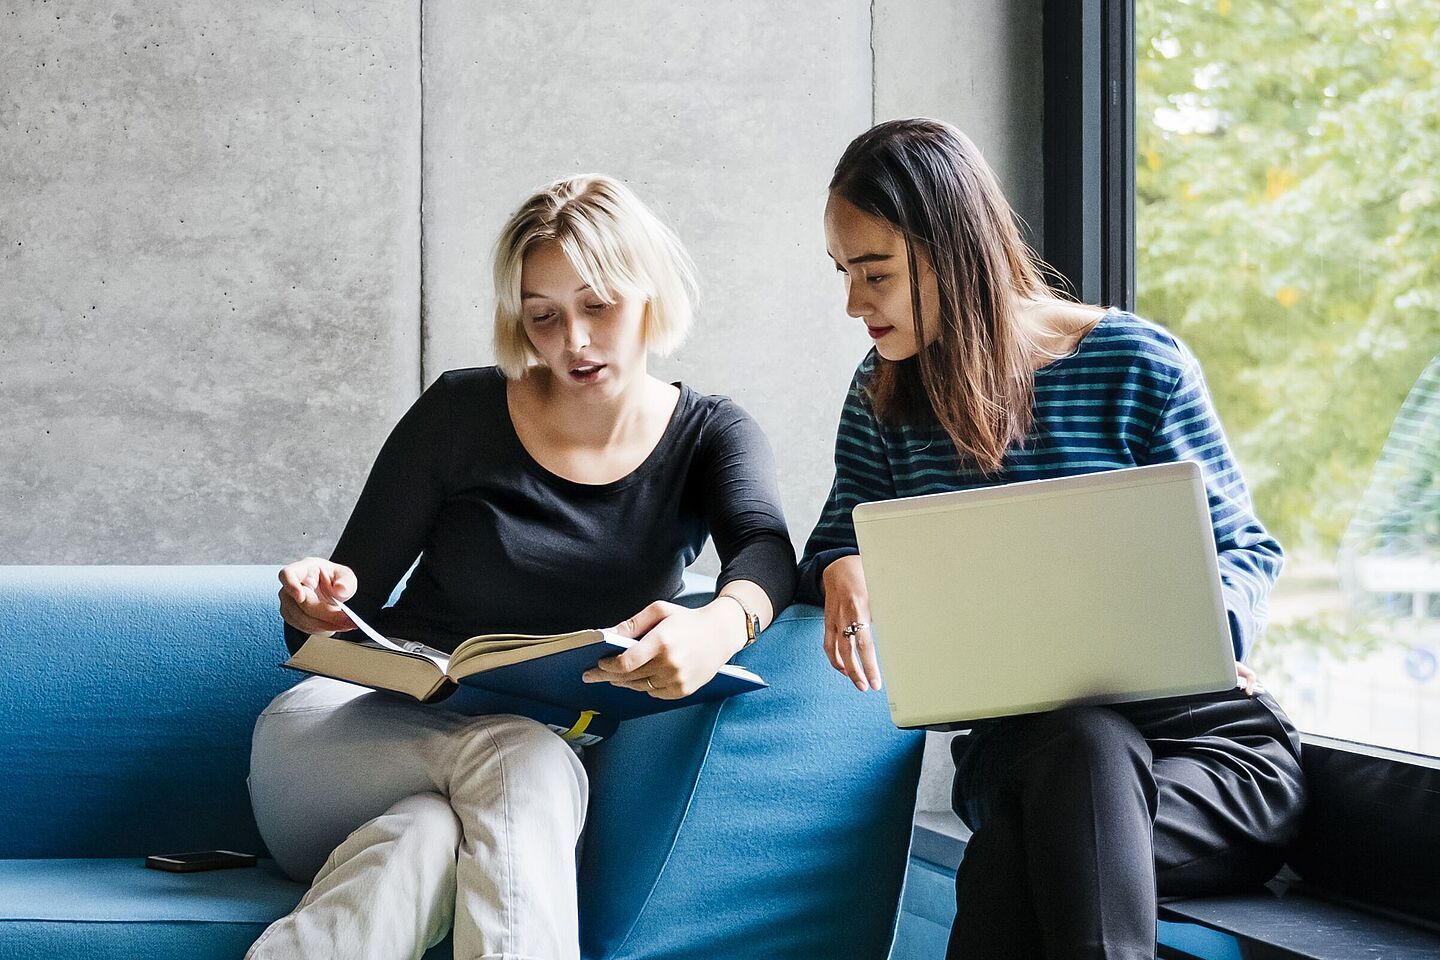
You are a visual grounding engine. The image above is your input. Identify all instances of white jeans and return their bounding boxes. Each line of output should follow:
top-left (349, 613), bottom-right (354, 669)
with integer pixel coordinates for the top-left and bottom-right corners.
top-left (245, 677), bottom-right (589, 960)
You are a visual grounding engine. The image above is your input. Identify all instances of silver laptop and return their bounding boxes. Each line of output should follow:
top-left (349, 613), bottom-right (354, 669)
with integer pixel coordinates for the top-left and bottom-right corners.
top-left (851, 461), bottom-right (1238, 728)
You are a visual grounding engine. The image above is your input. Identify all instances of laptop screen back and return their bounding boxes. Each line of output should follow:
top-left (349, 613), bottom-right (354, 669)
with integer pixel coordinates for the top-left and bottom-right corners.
top-left (852, 462), bottom-right (1237, 727)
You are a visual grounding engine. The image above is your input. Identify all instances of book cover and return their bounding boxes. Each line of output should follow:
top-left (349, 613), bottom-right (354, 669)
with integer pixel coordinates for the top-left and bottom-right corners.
top-left (456, 635), bottom-right (766, 721)
top-left (283, 599), bottom-right (767, 744)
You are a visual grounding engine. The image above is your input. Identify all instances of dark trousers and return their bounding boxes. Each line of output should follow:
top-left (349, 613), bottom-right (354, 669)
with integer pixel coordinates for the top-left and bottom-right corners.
top-left (946, 688), bottom-right (1306, 960)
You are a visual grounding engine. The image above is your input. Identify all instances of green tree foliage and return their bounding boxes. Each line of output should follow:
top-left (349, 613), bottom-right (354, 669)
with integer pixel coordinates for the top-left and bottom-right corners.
top-left (1136, 0), bottom-right (1440, 555)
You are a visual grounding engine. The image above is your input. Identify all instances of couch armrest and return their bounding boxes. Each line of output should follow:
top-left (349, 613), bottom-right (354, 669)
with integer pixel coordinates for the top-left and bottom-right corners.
top-left (578, 604), bottom-right (924, 960)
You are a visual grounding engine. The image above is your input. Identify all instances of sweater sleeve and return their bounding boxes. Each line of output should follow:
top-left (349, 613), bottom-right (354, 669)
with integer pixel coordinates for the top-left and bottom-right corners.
top-left (697, 401), bottom-right (798, 614)
top-left (1143, 347), bottom-right (1283, 661)
top-left (796, 365), bottom-right (897, 605)
top-left (282, 375), bottom-right (455, 654)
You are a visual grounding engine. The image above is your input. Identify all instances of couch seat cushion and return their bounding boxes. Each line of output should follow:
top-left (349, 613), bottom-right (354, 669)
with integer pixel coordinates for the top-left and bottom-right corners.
top-left (0, 858), bottom-right (453, 959)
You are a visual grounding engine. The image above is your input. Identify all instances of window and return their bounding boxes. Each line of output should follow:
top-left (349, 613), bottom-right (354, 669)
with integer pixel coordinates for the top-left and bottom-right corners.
top-left (1134, 0), bottom-right (1440, 754)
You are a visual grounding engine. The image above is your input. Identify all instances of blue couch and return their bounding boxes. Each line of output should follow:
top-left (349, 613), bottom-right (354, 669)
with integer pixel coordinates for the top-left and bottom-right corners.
top-left (0, 566), bottom-right (924, 959)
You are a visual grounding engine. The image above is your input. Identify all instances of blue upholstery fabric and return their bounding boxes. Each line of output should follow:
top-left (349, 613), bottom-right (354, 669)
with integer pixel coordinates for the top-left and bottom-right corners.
top-left (581, 606), bottom-right (924, 960)
top-left (0, 858), bottom-right (306, 923)
top-left (0, 566), bottom-right (295, 859)
top-left (0, 567), bottom-right (924, 959)
top-left (0, 859), bottom-right (451, 960)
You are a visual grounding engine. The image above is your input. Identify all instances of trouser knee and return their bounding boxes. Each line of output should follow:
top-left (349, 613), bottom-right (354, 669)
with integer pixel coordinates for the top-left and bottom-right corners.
top-left (993, 707), bottom-right (1154, 812)
top-left (450, 716), bottom-right (588, 820)
top-left (322, 791), bottom-right (460, 883)
top-left (383, 792), bottom-right (462, 860)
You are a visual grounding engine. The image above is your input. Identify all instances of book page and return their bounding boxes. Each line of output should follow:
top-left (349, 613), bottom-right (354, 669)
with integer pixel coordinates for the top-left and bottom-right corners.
top-left (334, 598), bottom-right (449, 668)
top-left (451, 627), bottom-right (616, 660)
top-left (448, 629), bottom-right (608, 673)
top-left (717, 662), bottom-right (764, 684)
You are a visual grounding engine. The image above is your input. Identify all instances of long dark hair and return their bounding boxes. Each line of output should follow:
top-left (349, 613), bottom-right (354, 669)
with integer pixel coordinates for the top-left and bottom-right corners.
top-left (830, 118), bottom-right (1058, 473)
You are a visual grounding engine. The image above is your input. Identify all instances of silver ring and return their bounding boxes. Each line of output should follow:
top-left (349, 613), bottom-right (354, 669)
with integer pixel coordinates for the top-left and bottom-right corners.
top-left (843, 621), bottom-right (868, 639)
top-left (644, 677), bottom-right (657, 690)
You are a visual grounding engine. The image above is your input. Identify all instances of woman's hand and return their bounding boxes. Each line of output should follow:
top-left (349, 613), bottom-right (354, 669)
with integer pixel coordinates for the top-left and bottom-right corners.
top-left (581, 599), bottom-right (748, 699)
top-left (277, 557), bottom-right (358, 636)
top-left (1235, 660), bottom-right (1264, 697)
top-left (823, 554), bottom-right (882, 692)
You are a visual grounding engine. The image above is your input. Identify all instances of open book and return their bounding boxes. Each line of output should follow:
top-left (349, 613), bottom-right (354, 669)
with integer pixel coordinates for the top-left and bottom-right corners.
top-left (283, 599), bottom-right (767, 745)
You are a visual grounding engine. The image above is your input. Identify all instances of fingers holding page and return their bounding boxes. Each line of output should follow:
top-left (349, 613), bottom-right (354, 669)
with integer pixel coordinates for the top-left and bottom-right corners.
top-left (609, 599), bottom-right (682, 642)
top-left (596, 600), bottom-right (687, 675)
top-left (583, 614), bottom-right (667, 690)
top-left (584, 633), bottom-right (662, 686)
top-left (277, 557), bottom-right (357, 634)
top-left (586, 600), bottom-right (736, 699)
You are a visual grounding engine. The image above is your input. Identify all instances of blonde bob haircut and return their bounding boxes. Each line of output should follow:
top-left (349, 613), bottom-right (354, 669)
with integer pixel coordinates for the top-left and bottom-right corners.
top-left (492, 175), bottom-right (699, 379)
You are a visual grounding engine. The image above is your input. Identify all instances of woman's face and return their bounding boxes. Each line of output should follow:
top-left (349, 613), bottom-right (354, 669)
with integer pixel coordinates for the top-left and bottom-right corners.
top-left (823, 193), bottom-right (941, 362)
top-left (519, 241), bottom-right (649, 395)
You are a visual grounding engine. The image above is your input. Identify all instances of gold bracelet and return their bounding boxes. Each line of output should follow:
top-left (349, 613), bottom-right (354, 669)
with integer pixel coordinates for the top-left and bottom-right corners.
top-left (718, 593), bottom-right (760, 648)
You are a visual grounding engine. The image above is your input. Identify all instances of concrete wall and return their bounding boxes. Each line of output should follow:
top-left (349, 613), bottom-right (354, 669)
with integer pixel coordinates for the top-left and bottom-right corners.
top-left (874, 0), bottom-right (1045, 244)
top-left (1, 1), bottom-right (421, 563)
top-left (2, 0), bottom-right (1044, 590)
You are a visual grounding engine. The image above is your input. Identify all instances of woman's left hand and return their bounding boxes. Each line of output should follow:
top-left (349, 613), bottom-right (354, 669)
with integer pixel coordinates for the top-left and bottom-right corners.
top-left (581, 599), bottom-right (747, 699)
top-left (1235, 660), bottom-right (1264, 697)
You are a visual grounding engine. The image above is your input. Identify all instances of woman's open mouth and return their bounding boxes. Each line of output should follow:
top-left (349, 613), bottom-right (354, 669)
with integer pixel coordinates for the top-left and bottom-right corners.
top-left (569, 363), bottom-right (606, 384)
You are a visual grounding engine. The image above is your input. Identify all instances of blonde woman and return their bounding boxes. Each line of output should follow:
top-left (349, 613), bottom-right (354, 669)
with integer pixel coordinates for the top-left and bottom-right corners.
top-left (247, 175), bottom-right (795, 960)
top-left (801, 120), bottom-right (1305, 960)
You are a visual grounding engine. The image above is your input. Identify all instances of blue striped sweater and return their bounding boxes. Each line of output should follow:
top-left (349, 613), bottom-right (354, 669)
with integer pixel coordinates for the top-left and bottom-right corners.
top-left (797, 310), bottom-right (1283, 661)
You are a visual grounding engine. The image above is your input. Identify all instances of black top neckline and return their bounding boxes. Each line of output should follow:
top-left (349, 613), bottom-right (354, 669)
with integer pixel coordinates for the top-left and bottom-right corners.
top-left (499, 375), bottom-right (696, 496)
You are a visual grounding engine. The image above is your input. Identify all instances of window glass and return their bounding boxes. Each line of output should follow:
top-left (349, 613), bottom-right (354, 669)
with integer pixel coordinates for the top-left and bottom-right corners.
top-left (1136, 0), bottom-right (1440, 754)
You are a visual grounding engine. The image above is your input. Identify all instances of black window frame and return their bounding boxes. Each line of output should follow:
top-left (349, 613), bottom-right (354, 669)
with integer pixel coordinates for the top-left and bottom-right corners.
top-left (1042, 0), bottom-right (1133, 312)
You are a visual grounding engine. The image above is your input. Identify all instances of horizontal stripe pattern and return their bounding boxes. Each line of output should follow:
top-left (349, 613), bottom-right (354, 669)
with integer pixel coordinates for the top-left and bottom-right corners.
top-left (797, 311), bottom-right (1283, 660)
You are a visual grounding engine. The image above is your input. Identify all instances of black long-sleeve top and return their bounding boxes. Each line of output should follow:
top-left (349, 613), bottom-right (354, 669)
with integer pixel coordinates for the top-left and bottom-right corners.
top-left (284, 367), bottom-right (797, 655)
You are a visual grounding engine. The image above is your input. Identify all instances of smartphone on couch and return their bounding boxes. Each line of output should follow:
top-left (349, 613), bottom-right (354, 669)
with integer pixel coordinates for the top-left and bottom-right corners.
top-left (144, 850), bottom-right (257, 873)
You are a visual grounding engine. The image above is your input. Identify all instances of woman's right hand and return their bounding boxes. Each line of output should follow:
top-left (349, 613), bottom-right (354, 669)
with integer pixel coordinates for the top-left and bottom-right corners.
top-left (822, 554), bottom-right (883, 692)
top-left (277, 557), bottom-right (358, 636)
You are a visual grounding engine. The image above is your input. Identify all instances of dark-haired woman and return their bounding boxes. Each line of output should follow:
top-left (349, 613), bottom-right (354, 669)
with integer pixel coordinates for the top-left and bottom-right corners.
top-left (798, 118), bottom-right (1306, 960)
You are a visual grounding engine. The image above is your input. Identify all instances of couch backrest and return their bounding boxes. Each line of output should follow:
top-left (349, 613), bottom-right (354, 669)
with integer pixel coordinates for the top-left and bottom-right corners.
top-left (0, 566), bottom-right (294, 858)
